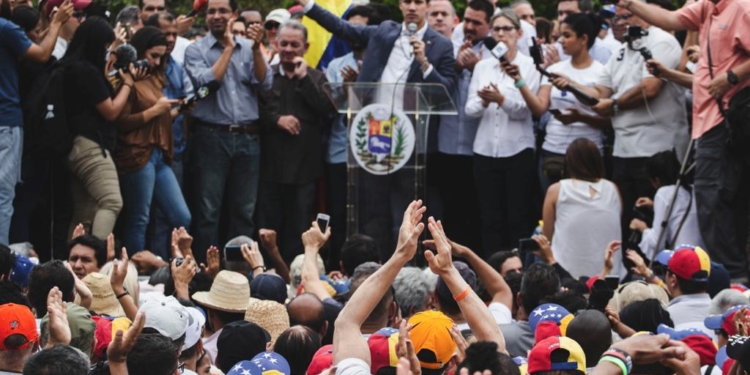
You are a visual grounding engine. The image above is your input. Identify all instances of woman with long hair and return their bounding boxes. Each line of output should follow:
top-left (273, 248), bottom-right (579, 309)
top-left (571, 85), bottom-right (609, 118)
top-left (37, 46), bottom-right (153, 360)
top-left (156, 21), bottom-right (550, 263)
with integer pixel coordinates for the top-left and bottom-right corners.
top-left (114, 26), bottom-right (190, 255)
top-left (514, 13), bottom-right (610, 191)
top-left (63, 16), bottom-right (142, 240)
top-left (542, 138), bottom-right (622, 278)
top-left (465, 9), bottom-right (541, 257)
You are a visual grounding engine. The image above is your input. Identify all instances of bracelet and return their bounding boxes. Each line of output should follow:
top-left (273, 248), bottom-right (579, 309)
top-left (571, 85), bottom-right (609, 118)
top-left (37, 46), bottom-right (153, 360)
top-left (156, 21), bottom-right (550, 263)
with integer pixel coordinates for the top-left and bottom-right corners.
top-left (599, 356), bottom-right (628, 375)
top-left (514, 79), bottom-right (526, 89)
top-left (603, 348), bottom-right (633, 373)
top-left (116, 290), bottom-right (129, 300)
top-left (453, 286), bottom-right (472, 301)
top-left (252, 265), bottom-right (267, 272)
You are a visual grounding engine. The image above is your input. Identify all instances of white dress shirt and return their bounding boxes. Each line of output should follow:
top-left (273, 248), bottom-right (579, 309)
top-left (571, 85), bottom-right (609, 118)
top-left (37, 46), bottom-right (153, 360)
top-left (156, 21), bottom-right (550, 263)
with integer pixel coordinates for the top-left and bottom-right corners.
top-left (466, 52), bottom-right (540, 158)
top-left (171, 36), bottom-right (191, 66)
top-left (376, 22), bottom-right (433, 107)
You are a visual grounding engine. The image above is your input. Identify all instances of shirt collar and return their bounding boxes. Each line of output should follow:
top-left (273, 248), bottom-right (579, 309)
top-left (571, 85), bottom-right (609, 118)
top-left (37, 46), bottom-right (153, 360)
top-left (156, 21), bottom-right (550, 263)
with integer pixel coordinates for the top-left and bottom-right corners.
top-left (669, 293), bottom-right (710, 305)
top-left (401, 22), bottom-right (429, 39)
top-left (207, 32), bottom-right (240, 50)
top-left (712, 0), bottom-right (729, 14)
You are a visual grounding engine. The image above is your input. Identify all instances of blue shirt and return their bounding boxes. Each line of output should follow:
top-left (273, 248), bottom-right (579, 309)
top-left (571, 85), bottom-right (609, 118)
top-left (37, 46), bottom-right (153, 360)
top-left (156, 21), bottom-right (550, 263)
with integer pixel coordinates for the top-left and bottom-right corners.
top-left (163, 55), bottom-right (192, 156)
top-left (184, 32), bottom-right (272, 125)
top-left (0, 18), bottom-right (32, 127)
top-left (324, 52), bottom-right (357, 164)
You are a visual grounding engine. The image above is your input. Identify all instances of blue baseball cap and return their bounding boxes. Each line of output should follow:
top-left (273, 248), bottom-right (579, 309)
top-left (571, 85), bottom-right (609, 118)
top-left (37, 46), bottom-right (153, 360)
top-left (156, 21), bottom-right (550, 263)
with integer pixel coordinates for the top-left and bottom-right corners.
top-left (10, 255), bottom-right (35, 287)
top-left (656, 324), bottom-right (710, 341)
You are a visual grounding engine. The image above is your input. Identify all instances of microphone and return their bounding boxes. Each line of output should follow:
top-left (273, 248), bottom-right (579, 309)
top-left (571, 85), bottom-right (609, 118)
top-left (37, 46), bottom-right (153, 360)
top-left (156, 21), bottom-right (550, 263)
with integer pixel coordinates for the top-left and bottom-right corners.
top-left (407, 22), bottom-right (417, 55)
top-left (181, 80), bottom-right (221, 110)
top-left (526, 38), bottom-right (600, 106)
top-left (639, 47), bottom-right (661, 77)
top-left (187, 0), bottom-right (208, 17)
top-left (482, 37), bottom-right (509, 63)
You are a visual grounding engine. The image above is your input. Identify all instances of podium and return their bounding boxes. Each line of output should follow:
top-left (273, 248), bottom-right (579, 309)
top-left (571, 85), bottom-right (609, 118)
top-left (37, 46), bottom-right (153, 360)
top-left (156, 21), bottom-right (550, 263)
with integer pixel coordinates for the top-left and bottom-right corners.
top-left (323, 83), bottom-right (457, 256)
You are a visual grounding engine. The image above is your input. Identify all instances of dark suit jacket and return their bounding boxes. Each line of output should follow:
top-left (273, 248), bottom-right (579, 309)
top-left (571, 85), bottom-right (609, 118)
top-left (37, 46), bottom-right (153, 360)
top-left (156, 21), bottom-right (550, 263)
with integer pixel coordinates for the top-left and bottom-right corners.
top-left (307, 3), bottom-right (456, 93)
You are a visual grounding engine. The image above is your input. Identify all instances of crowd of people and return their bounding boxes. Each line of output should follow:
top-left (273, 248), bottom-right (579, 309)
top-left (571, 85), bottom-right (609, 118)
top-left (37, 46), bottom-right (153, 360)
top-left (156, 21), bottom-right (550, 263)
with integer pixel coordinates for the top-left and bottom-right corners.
top-left (2, 0), bottom-right (750, 373)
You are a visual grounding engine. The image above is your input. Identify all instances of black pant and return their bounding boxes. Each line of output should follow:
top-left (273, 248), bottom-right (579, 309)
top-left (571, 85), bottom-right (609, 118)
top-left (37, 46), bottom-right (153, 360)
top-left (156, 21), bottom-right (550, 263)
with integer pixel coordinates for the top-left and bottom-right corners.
top-left (436, 153), bottom-right (480, 252)
top-left (474, 149), bottom-right (536, 258)
top-left (612, 156), bottom-right (654, 272)
top-left (258, 181), bottom-right (317, 265)
top-left (326, 163), bottom-right (347, 271)
top-left (694, 125), bottom-right (750, 279)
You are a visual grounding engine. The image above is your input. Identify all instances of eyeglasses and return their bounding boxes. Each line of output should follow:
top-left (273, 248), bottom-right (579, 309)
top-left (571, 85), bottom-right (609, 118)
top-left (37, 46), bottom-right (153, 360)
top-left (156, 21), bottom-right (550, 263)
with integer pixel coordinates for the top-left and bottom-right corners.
top-left (144, 5), bottom-right (166, 12)
top-left (247, 21), bottom-right (261, 25)
top-left (264, 22), bottom-right (280, 30)
top-left (492, 26), bottom-right (516, 33)
top-left (612, 13), bottom-right (634, 23)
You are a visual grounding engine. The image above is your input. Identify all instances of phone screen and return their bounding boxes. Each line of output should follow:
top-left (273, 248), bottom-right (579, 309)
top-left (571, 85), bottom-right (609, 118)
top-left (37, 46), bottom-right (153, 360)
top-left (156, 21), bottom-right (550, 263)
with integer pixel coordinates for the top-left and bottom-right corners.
top-left (518, 238), bottom-right (540, 253)
top-left (316, 214), bottom-right (330, 233)
top-left (224, 245), bottom-right (243, 262)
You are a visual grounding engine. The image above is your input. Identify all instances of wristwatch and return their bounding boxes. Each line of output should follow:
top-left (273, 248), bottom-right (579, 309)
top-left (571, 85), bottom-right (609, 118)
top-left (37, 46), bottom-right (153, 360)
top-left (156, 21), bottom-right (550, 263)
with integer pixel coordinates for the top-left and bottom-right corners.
top-left (727, 70), bottom-right (739, 85)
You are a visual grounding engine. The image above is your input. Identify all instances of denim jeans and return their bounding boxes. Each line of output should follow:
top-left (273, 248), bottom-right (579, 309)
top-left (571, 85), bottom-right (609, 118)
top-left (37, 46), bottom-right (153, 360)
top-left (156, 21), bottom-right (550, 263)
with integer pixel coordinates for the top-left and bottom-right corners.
top-left (119, 148), bottom-right (191, 254)
top-left (188, 126), bottom-right (260, 262)
top-left (147, 150), bottom-right (185, 259)
top-left (0, 126), bottom-right (22, 245)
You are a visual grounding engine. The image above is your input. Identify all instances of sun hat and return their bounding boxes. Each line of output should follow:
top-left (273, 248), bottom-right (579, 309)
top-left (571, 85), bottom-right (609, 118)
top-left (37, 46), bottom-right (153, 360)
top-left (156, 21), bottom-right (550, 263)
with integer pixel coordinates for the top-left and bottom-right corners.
top-left (608, 280), bottom-right (670, 312)
top-left (83, 272), bottom-right (126, 317)
top-left (244, 298), bottom-right (290, 344)
top-left (192, 270), bottom-right (251, 313)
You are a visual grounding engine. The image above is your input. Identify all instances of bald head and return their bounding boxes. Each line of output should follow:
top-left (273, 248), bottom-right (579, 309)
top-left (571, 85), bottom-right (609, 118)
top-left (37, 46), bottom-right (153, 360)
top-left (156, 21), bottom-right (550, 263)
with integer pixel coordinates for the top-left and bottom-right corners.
top-left (287, 293), bottom-right (327, 336)
top-left (566, 310), bottom-right (612, 367)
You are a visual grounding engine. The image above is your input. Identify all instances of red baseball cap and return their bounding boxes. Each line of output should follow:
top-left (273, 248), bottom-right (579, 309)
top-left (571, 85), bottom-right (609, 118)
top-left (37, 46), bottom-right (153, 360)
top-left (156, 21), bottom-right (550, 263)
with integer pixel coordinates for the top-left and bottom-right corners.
top-left (659, 246), bottom-right (711, 282)
top-left (528, 336), bottom-right (586, 375)
top-left (704, 305), bottom-right (748, 336)
top-left (0, 303), bottom-right (39, 351)
top-left (368, 328), bottom-right (400, 374)
top-left (307, 345), bottom-right (334, 375)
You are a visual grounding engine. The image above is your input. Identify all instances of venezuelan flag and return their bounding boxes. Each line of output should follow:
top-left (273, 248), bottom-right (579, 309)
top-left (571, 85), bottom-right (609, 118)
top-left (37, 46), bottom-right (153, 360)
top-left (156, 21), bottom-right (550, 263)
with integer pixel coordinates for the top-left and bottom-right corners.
top-left (302, 0), bottom-right (353, 70)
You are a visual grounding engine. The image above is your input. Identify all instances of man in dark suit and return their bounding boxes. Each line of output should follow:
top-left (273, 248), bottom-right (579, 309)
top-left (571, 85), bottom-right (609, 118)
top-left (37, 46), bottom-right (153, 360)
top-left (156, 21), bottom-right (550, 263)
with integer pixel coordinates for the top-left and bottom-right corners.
top-left (297, 0), bottom-right (456, 91)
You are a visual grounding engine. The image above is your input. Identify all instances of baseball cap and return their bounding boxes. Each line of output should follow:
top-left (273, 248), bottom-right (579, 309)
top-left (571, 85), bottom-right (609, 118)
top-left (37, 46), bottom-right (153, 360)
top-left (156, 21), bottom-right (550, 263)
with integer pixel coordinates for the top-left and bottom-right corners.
top-left (0, 303), bottom-right (38, 350)
top-left (708, 262), bottom-right (731, 298)
top-left (528, 303), bottom-right (574, 343)
top-left (138, 295), bottom-right (189, 341)
top-left (44, 0), bottom-right (92, 16)
top-left (41, 302), bottom-right (95, 355)
top-left (657, 325), bottom-right (716, 366)
top-left (10, 255), bottom-right (34, 288)
top-left (91, 315), bottom-right (132, 359)
top-left (307, 345), bottom-right (334, 375)
top-left (251, 273), bottom-right (288, 304)
top-left (704, 305), bottom-right (748, 336)
top-left (528, 336), bottom-right (586, 375)
top-left (656, 245), bottom-right (711, 282)
top-left (183, 307), bottom-right (206, 351)
top-left (265, 9), bottom-right (291, 25)
top-left (513, 357), bottom-right (529, 375)
top-left (228, 352), bottom-right (291, 375)
top-left (726, 335), bottom-right (750, 370)
top-left (217, 321), bottom-right (271, 374)
top-left (435, 261), bottom-right (476, 303)
top-left (368, 327), bottom-right (400, 374)
top-left (407, 310), bottom-right (456, 370)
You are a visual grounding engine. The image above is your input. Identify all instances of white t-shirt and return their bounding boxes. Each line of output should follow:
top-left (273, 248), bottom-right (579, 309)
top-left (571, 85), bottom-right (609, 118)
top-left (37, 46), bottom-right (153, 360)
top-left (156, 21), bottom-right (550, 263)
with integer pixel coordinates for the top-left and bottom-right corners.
top-left (596, 26), bottom-right (687, 158)
top-left (638, 185), bottom-right (705, 260)
top-left (455, 302), bottom-right (513, 331)
top-left (541, 59), bottom-right (605, 154)
top-left (336, 358), bottom-right (371, 375)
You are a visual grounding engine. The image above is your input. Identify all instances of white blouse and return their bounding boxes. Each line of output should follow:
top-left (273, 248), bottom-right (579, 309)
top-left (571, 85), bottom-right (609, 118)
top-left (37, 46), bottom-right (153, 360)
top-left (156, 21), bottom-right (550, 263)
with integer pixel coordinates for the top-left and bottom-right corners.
top-left (465, 52), bottom-right (540, 158)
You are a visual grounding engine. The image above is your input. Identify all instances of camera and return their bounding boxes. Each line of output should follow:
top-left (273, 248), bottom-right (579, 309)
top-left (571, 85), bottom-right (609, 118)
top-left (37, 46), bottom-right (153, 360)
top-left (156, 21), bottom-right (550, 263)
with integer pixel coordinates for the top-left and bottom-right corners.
top-left (112, 44), bottom-right (149, 72)
top-left (625, 25), bottom-right (649, 42)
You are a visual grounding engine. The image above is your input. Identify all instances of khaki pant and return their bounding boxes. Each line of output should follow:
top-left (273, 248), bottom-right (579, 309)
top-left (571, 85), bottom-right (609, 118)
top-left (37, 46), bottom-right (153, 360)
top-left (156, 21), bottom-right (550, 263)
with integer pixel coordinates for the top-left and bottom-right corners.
top-left (67, 136), bottom-right (122, 239)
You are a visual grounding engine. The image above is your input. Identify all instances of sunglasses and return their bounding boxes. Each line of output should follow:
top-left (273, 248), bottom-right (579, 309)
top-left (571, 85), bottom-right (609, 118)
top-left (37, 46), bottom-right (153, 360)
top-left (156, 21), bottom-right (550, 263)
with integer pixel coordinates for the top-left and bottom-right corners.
top-left (264, 22), bottom-right (280, 30)
top-left (144, 5), bottom-right (166, 12)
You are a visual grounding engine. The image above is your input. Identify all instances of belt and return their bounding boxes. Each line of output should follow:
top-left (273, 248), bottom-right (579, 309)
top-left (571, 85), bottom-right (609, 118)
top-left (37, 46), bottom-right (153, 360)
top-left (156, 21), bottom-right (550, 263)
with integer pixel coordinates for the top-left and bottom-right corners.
top-left (198, 121), bottom-right (261, 134)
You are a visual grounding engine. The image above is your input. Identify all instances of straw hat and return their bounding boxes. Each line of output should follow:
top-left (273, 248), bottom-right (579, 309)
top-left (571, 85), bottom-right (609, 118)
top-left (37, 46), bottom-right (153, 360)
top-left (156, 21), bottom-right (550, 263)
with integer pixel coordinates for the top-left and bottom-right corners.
top-left (192, 270), bottom-right (250, 313)
top-left (82, 272), bottom-right (126, 317)
top-left (244, 298), bottom-right (289, 344)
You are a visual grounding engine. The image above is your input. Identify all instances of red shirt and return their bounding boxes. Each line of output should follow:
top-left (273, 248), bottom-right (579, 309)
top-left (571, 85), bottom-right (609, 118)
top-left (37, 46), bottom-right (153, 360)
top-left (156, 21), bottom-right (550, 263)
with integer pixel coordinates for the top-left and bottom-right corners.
top-left (676, 0), bottom-right (750, 139)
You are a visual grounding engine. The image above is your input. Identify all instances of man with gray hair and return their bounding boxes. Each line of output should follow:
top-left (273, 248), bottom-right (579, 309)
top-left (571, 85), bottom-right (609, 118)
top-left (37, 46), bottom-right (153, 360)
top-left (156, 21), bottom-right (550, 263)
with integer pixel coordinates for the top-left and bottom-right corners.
top-left (510, 0), bottom-right (535, 26)
top-left (427, 0), bottom-right (457, 39)
top-left (257, 20), bottom-right (336, 265)
top-left (709, 289), bottom-right (750, 316)
top-left (393, 267), bottom-right (436, 319)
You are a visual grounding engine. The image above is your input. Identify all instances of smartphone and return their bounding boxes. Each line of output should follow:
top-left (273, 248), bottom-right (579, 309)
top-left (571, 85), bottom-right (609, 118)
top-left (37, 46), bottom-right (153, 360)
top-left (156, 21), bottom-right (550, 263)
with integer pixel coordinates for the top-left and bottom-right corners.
top-left (316, 213), bottom-right (330, 233)
top-left (605, 275), bottom-right (620, 290)
top-left (224, 245), bottom-right (243, 262)
top-left (180, 96), bottom-right (196, 111)
top-left (175, 257), bottom-right (184, 267)
top-left (518, 238), bottom-right (540, 253)
top-left (549, 109), bottom-right (563, 116)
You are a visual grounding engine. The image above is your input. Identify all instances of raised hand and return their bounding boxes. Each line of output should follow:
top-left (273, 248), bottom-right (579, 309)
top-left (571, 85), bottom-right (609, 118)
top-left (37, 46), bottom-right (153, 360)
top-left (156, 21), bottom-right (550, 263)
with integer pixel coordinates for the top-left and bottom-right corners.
top-left (107, 312), bottom-right (146, 364)
top-left (200, 246), bottom-right (220, 279)
top-left (603, 240), bottom-right (621, 274)
top-left (424, 217), bottom-right (453, 275)
top-left (302, 221), bottom-right (331, 250)
top-left (175, 227), bottom-right (194, 259)
top-left (396, 320), bottom-right (421, 375)
top-left (395, 200), bottom-right (426, 260)
top-left (222, 17), bottom-right (237, 49)
top-left (45, 287), bottom-right (71, 348)
top-left (171, 255), bottom-right (197, 286)
top-left (72, 223), bottom-right (85, 239)
top-left (241, 242), bottom-right (264, 270)
top-left (247, 24), bottom-right (264, 49)
top-left (176, 15), bottom-right (195, 36)
top-left (53, 0), bottom-right (73, 25)
top-left (531, 234), bottom-right (555, 264)
top-left (107, 233), bottom-right (116, 262)
top-left (110, 248), bottom-right (130, 295)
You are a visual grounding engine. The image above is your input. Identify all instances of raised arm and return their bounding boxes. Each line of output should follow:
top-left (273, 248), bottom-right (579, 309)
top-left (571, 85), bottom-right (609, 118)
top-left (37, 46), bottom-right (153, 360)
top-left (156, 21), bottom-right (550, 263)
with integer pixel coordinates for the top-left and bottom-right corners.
top-left (333, 201), bottom-right (426, 365)
top-left (617, 0), bottom-right (688, 32)
top-left (297, 0), bottom-right (373, 47)
top-left (424, 218), bottom-right (507, 353)
top-left (451, 241), bottom-right (513, 311)
top-left (301, 223), bottom-right (334, 302)
top-left (23, 0), bottom-right (72, 63)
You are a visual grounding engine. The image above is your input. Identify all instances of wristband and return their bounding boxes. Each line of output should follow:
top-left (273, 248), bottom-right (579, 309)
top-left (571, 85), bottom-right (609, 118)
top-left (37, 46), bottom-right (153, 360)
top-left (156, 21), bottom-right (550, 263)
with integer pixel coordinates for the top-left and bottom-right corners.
top-left (253, 265), bottom-right (267, 272)
top-left (116, 290), bottom-right (129, 300)
top-left (599, 356), bottom-right (628, 375)
top-left (514, 79), bottom-right (526, 89)
top-left (603, 348), bottom-right (633, 373)
top-left (453, 286), bottom-right (472, 301)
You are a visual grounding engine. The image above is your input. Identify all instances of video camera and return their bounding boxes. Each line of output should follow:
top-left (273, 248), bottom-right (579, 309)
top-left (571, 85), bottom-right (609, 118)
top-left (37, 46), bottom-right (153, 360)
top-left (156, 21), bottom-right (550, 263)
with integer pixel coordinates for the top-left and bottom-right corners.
top-left (624, 26), bottom-right (661, 75)
top-left (111, 44), bottom-right (149, 72)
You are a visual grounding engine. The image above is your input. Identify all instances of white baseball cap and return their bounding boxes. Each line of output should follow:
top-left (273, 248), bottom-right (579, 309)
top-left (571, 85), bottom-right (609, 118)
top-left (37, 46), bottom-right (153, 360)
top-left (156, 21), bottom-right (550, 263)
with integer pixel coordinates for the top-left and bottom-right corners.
top-left (138, 295), bottom-right (189, 342)
top-left (182, 307), bottom-right (206, 351)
